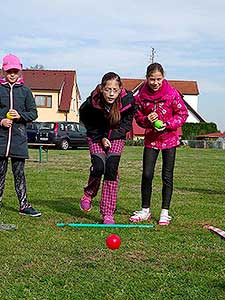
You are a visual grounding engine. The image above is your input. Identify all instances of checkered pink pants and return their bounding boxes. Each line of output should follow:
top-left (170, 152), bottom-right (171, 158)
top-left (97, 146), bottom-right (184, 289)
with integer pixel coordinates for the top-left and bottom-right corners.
top-left (84, 138), bottom-right (125, 216)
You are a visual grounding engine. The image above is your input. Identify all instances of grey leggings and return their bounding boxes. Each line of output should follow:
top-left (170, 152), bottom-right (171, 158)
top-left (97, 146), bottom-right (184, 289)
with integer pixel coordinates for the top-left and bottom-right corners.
top-left (141, 147), bottom-right (176, 209)
top-left (0, 157), bottom-right (29, 209)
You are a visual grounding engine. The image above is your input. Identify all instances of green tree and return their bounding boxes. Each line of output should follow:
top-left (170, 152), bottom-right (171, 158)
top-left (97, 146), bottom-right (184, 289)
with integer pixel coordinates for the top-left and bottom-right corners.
top-left (182, 122), bottom-right (218, 139)
top-left (27, 64), bottom-right (44, 70)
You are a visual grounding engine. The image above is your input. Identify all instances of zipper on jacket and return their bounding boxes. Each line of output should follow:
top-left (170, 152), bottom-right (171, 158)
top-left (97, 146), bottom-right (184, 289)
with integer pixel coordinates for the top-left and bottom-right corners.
top-left (5, 83), bottom-right (15, 157)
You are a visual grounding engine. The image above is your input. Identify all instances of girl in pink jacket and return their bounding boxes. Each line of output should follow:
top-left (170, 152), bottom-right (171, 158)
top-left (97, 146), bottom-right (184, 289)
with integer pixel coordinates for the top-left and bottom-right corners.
top-left (130, 63), bottom-right (188, 225)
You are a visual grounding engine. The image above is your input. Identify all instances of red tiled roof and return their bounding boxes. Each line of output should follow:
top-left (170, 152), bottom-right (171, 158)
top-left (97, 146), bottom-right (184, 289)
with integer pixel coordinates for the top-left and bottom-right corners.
top-left (122, 78), bottom-right (199, 95)
top-left (121, 79), bottom-right (143, 92)
top-left (169, 80), bottom-right (199, 95)
top-left (196, 132), bottom-right (225, 138)
top-left (22, 70), bottom-right (77, 112)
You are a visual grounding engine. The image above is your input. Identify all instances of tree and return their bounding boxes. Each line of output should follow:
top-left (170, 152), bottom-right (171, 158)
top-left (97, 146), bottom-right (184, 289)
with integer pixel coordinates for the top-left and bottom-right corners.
top-left (182, 122), bottom-right (219, 140)
top-left (27, 64), bottom-right (45, 70)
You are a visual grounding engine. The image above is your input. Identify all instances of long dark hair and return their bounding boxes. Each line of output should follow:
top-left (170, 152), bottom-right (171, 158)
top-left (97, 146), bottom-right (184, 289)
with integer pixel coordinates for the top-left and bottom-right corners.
top-left (101, 72), bottom-right (122, 128)
top-left (146, 63), bottom-right (165, 77)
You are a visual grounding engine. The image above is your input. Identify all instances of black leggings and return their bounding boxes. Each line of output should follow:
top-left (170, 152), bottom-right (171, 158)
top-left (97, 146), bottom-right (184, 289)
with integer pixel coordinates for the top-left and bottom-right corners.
top-left (0, 157), bottom-right (29, 209)
top-left (141, 147), bottom-right (176, 209)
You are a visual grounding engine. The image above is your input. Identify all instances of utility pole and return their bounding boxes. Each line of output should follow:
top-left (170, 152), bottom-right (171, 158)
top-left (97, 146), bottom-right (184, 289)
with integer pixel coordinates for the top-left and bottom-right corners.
top-left (149, 47), bottom-right (156, 63)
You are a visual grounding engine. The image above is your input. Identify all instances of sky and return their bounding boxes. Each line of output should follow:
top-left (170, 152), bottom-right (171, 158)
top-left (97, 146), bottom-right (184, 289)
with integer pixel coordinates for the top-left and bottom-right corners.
top-left (1, 0), bottom-right (225, 131)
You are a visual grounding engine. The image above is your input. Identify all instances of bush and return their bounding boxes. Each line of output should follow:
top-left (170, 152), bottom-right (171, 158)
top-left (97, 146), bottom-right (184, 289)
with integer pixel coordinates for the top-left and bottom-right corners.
top-left (125, 139), bottom-right (144, 146)
top-left (182, 122), bottom-right (218, 140)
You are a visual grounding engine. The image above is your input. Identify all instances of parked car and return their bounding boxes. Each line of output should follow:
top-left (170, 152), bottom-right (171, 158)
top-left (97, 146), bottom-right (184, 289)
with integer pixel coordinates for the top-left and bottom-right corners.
top-left (26, 121), bottom-right (41, 143)
top-left (27, 121), bottom-right (88, 150)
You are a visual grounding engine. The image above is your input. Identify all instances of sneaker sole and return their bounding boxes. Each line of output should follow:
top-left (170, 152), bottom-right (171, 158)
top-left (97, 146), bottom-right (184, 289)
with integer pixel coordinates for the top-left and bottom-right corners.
top-left (80, 205), bottom-right (92, 212)
top-left (158, 221), bottom-right (170, 226)
top-left (103, 222), bottom-right (115, 225)
top-left (129, 216), bottom-right (151, 223)
top-left (19, 212), bottom-right (41, 217)
top-left (158, 215), bottom-right (172, 225)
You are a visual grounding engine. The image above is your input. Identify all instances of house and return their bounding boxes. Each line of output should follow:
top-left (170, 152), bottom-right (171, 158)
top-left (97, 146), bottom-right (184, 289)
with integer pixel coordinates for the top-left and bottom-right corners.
top-left (122, 78), bottom-right (205, 140)
top-left (195, 132), bottom-right (225, 140)
top-left (23, 70), bottom-right (81, 122)
top-left (186, 132), bottom-right (225, 149)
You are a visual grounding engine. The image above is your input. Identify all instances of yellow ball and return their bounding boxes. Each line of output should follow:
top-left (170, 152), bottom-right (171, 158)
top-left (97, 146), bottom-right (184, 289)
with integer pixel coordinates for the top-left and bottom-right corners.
top-left (6, 112), bottom-right (13, 120)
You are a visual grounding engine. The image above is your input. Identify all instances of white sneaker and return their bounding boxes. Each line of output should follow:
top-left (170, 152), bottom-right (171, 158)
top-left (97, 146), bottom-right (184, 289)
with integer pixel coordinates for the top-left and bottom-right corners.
top-left (158, 214), bottom-right (172, 225)
top-left (129, 209), bottom-right (151, 223)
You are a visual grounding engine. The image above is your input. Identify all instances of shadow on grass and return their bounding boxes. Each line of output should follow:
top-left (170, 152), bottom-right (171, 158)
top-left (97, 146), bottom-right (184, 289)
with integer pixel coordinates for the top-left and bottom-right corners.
top-left (210, 280), bottom-right (225, 290)
top-left (0, 204), bottom-right (18, 213)
top-left (34, 197), bottom-right (101, 223)
top-left (176, 187), bottom-right (224, 195)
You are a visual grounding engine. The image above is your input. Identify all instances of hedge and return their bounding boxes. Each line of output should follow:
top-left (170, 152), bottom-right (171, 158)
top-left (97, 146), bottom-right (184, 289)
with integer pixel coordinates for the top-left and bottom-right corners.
top-left (182, 122), bottom-right (219, 140)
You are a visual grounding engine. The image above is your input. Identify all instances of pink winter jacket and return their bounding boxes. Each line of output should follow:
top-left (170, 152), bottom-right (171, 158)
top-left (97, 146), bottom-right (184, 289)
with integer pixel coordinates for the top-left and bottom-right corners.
top-left (135, 79), bottom-right (188, 150)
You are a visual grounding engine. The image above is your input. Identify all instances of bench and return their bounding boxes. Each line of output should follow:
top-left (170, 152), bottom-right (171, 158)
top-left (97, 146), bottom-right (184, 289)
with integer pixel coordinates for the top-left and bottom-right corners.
top-left (28, 143), bottom-right (56, 163)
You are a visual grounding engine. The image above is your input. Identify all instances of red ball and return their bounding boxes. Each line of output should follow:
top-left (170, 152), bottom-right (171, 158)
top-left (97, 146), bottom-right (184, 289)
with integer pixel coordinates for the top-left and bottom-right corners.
top-left (106, 234), bottom-right (121, 250)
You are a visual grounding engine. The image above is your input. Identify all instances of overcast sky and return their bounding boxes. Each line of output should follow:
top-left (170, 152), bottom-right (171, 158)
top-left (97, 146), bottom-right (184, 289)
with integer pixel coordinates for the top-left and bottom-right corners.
top-left (1, 0), bottom-right (225, 131)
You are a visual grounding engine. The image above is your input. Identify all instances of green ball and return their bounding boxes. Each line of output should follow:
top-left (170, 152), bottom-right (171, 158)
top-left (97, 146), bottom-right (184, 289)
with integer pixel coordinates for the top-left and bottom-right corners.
top-left (154, 120), bottom-right (164, 129)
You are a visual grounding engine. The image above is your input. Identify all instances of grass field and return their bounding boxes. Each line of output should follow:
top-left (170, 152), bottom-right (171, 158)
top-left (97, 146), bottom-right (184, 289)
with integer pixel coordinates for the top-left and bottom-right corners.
top-left (0, 146), bottom-right (224, 300)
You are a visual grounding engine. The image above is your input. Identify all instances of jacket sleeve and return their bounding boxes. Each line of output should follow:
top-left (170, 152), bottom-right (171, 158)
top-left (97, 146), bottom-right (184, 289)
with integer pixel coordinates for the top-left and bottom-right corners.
top-left (166, 91), bottom-right (189, 130)
top-left (134, 94), bottom-right (152, 129)
top-left (19, 88), bottom-right (38, 123)
top-left (109, 94), bottom-right (137, 140)
top-left (79, 98), bottom-right (108, 142)
top-left (79, 98), bottom-right (91, 127)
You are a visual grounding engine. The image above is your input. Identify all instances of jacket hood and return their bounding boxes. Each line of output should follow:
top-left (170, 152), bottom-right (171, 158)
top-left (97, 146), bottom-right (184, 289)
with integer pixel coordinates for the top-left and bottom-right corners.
top-left (0, 77), bottom-right (24, 85)
top-left (139, 79), bottom-right (173, 102)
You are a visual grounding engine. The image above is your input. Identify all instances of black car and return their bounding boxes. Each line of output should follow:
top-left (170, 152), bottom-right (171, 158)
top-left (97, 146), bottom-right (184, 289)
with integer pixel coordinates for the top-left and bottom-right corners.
top-left (27, 121), bottom-right (88, 150)
top-left (26, 121), bottom-right (41, 143)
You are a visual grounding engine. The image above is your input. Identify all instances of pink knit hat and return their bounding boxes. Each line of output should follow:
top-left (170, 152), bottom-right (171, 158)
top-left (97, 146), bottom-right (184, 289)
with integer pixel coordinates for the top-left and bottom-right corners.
top-left (2, 54), bottom-right (22, 71)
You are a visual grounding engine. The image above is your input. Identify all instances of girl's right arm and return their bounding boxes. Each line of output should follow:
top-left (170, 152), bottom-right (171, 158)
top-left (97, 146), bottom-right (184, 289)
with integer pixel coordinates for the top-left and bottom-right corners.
top-left (79, 98), bottom-right (108, 142)
top-left (134, 95), bottom-right (152, 129)
top-left (20, 88), bottom-right (38, 123)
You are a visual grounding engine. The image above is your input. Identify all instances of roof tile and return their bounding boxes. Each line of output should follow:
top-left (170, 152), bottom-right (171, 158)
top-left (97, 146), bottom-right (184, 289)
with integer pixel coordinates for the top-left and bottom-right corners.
top-left (22, 69), bottom-right (76, 111)
top-left (122, 78), bottom-right (199, 95)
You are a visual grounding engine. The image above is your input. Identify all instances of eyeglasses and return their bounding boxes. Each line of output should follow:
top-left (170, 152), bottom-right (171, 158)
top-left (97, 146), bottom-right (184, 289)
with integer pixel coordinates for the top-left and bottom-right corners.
top-left (102, 88), bottom-right (121, 94)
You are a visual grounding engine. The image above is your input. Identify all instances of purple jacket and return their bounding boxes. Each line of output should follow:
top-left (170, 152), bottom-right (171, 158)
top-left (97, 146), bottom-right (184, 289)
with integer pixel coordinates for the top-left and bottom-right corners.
top-left (135, 79), bottom-right (188, 150)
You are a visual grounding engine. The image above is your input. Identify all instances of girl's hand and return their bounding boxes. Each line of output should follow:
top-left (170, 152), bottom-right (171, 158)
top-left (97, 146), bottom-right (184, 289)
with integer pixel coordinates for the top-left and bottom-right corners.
top-left (147, 112), bottom-right (158, 123)
top-left (155, 123), bottom-right (166, 131)
top-left (102, 138), bottom-right (111, 149)
top-left (8, 109), bottom-right (20, 119)
top-left (1, 118), bottom-right (13, 128)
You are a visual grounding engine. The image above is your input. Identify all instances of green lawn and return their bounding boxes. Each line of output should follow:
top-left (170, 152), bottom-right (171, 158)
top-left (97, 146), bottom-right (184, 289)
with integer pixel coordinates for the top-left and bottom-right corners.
top-left (0, 147), bottom-right (224, 300)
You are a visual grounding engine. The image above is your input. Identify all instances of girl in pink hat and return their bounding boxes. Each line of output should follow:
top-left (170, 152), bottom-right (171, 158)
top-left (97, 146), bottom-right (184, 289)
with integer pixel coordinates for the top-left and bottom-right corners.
top-left (130, 63), bottom-right (188, 225)
top-left (0, 54), bottom-right (41, 217)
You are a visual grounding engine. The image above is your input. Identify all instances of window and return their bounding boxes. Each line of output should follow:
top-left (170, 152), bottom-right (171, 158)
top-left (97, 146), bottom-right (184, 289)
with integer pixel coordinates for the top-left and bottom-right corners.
top-left (59, 123), bottom-right (65, 131)
top-left (39, 122), bottom-right (55, 130)
top-left (66, 123), bottom-right (78, 132)
top-left (27, 122), bottom-right (41, 130)
top-left (35, 95), bottom-right (52, 108)
top-left (77, 124), bottom-right (86, 133)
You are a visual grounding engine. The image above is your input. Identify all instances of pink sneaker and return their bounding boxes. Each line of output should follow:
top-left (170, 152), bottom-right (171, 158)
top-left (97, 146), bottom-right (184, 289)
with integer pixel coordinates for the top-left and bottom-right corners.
top-left (129, 209), bottom-right (151, 223)
top-left (158, 214), bottom-right (172, 226)
top-left (80, 195), bottom-right (92, 212)
top-left (103, 215), bottom-right (115, 224)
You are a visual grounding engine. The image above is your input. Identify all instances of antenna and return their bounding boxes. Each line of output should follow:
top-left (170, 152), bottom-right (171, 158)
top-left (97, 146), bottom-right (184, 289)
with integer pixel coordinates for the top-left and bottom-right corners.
top-left (149, 47), bottom-right (156, 63)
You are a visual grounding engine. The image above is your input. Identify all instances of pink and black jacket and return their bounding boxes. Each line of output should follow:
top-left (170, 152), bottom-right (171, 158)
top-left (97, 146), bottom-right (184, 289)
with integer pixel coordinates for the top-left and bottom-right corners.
top-left (135, 79), bottom-right (188, 150)
top-left (79, 86), bottom-right (136, 142)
